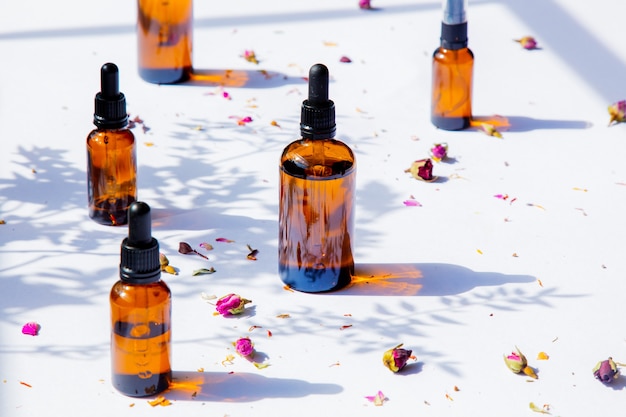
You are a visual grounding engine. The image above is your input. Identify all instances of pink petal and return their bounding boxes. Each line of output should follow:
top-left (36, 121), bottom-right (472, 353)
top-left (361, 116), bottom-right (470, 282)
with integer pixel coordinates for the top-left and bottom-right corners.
top-left (403, 200), bottom-right (422, 207)
top-left (22, 322), bottom-right (40, 336)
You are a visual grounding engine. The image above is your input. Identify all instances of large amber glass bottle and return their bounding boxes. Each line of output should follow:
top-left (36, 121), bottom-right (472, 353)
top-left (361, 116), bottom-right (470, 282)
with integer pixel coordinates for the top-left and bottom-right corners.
top-left (110, 202), bottom-right (172, 397)
top-left (137, 0), bottom-right (193, 84)
top-left (279, 64), bottom-right (356, 293)
top-left (431, 0), bottom-right (474, 130)
top-left (87, 63), bottom-right (137, 226)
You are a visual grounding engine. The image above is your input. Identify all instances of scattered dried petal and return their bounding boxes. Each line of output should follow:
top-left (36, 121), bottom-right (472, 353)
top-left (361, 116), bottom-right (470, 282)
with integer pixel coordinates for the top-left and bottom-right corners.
top-left (271, 120), bottom-right (281, 128)
top-left (253, 362), bottom-right (270, 369)
top-left (403, 199), bottom-right (422, 207)
top-left (514, 36), bottom-right (539, 50)
top-left (20, 381), bottom-right (32, 388)
top-left (276, 314), bottom-right (291, 319)
top-left (339, 56), bottom-right (352, 63)
top-left (21, 322), bottom-right (40, 336)
top-left (365, 390), bottom-right (386, 406)
top-left (340, 324), bottom-right (353, 330)
top-left (199, 242), bottom-right (214, 251)
top-left (163, 265), bottom-right (177, 275)
top-left (480, 123), bottom-right (503, 138)
top-left (178, 242), bottom-right (209, 259)
top-left (246, 244), bottom-right (259, 260)
top-left (216, 237), bottom-right (235, 243)
top-left (243, 50), bottom-right (259, 64)
top-left (148, 396), bottom-right (171, 407)
top-left (529, 402), bottom-right (551, 414)
top-left (608, 100), bottom-right (626, 126)
top-left (192, 267), bottom-right (216, 276)
top-left (537, 352), bottom-right (549, 360)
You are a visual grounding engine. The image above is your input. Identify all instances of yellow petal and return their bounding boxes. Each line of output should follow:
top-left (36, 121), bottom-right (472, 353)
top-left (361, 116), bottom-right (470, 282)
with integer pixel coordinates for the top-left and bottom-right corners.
top-left (523, 366), bottom-right (538, 379)
top-left (537, 352), bottom-right (549, 360)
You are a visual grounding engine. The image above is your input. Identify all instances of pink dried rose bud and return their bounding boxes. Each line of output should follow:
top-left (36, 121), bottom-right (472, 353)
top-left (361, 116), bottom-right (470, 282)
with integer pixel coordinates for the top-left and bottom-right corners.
top-left (405, 158), bottom-right (436, 182)
top-left (514, 36), bottom-right (538, 50)
top-left (21, 322), bottom-right (40, 336)
top-left (216, 293), bottom-right (252, 316)
top-left (593, 357), bottom-right (619, 383)
top-left (359, 0), bottom-right (372, 10)
top-left (430, 143), bottom-right (448, 162)
top-left (234, 337), bottom-right (255, 357)
top-left (382, 343), bottom-right (413, 372)
top-left (608, 100), bottom-right (626, 126)
top-left (504, 346), bottom-right (538, 379)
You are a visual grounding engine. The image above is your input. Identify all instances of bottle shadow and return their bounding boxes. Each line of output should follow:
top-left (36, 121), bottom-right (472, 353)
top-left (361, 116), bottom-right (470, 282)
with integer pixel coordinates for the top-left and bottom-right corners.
top-left (176, 68), bottom-right (306, 88)
top-left (335, 263), bottom-right (535, 296)
top-left (470, 115), bottom-right (592, 132)
top-left (162, 370), bottom-right (343, 402)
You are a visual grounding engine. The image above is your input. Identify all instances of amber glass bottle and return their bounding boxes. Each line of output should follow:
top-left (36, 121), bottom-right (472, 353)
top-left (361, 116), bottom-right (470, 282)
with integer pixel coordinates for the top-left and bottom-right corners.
top-left (279, 64), bottom-right (356, 293)
top-left (431, 0), bottom-right (474, 130)
top-left (87, 63), bottom-right (137, 226)
top-left (110, 202), bottom-right (172, 397)
top-left (137, 0), bottom-right (193, 84)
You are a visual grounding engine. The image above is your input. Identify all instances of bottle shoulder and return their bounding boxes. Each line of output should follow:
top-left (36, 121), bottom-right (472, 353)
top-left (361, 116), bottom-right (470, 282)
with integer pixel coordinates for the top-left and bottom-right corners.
top-left (433, 47), bottom-right (474, 62)
top-left (110, 280), bottom-right (171, 305)
top-left (87, 128), bottom-right (135, 146)
top-left (281, 138), bottom-right (355, 162)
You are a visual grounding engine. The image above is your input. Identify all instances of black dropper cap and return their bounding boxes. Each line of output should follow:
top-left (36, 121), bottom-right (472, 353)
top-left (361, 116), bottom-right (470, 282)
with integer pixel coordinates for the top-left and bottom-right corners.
top-left (119, 202), bottom-right (161, 284)
top-left (94, 63), bottom-right (128, 129)
top-left (300, 63), bottom-right (336, 140)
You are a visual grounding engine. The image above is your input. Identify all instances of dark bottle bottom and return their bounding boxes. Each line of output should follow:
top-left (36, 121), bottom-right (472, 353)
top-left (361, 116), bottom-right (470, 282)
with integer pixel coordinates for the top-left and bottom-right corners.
top-left (279, 263), bottom-right (353, 293)
top-left (139, 67), bottom-right (192, 84)
top-left (431, 115), bottom-right (471, 131)
top-left (89, 197), bottom-right (136, 226)
top-left (112, 371), bottom-right (171, 397)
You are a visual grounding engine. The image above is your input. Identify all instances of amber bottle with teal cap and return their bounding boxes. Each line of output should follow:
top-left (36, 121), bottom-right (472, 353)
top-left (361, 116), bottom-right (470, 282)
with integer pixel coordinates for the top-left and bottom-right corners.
top-left (431, 0), bottom-right (474, 130)
top-left (278, 63), bottom-right (356, 293)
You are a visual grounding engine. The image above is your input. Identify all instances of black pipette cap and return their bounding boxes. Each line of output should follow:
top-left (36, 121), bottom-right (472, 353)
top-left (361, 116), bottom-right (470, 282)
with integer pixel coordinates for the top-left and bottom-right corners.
top-left (94, 63), bottom-right (128, 129)
top-left (300, 63), bottom-right (336, 140)
top-left (119, 202), bottom-right (161, 284)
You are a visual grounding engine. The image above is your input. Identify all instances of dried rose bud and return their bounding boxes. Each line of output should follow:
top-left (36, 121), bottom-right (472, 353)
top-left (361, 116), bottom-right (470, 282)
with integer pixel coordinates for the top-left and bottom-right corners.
top-left (359, 0), bottom-right (372, 10)
top-left (514, 36), bottom-right (538, 50)
top-left (382, 343), bottom-right (413, 372)
top-left (503, 346), bottom-right (537, 378)
top-left (430, 143), bottom-right (448, 162)
top-left (243, 50), bottom-right (259, 64)
top-left (234, 337), bottom-right (255, 357)
top-left (21, 322), bottom-right (40, 336)
top-left (608, 100), bottom-right (626, 126)
top-left (216, 293), bottom-right (252, 316)
top-left (405, 158), bottom-right (436, 181)
top-left (593, 357), bottom-right (619, 383)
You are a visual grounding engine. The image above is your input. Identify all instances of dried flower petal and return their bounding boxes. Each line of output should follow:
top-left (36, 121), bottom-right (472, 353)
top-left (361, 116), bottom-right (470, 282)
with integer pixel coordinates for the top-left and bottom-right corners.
top-left (216, 237), bottom-right (235, 243)
top-left (382, 343), bottom-right (413, 372)
top-left (359, 0), bottom-right (373, 9)
top-left (430, 143), bottom-right (448, 162)
top-left (403, 199), bottom-right (422, 207)
top-left (178, 242), bottom-right (209, 259)
top-left (253, 362), bottom-right (270, 369)
top-left (199, 242), bottom-right (214, 251)
top-left (233, 337), bottom-right (255, 357)
top-left (243, 50), bottom-right (259, 64)
top-left (246, 244), bottom-right (259, 260)
top-left (21, 322), bottom-right (40, 336)
top-left (148, 396), bottom-right (171, 407)
top-left (529, 402), bottom-right (551, 414)
top-left (480, 123), bottom-right (503, 138)
top-left (339, 56), bottom-right (352, 63)
top-left (514, 36), bottom-right (539, 50)
top-left (192, 267), bottom-right (216, 276)
top-left (365, 390), bottom-right (386, 406)
top-left (537, 352), bottom-right (549, 360)
top-left (593, 357), bottom-right (619, 383)
top-left (608, 100), bottom-right (626, 126)
top-left (216, 293), bottom-right (252, 316)
top-left (405, 158), bottom-right (436, 182)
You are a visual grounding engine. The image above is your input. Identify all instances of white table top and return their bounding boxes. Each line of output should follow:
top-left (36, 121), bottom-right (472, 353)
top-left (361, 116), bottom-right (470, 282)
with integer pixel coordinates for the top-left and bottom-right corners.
top-left (2, 0), bottom-right (626, 415)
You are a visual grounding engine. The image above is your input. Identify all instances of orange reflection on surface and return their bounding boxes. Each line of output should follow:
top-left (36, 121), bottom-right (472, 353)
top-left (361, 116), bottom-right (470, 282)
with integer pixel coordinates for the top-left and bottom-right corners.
top-left (348, 264), bottom-right (423, 296)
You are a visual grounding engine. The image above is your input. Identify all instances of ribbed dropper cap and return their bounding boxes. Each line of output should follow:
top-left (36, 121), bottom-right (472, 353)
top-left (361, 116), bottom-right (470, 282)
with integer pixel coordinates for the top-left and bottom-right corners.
top-left (94, 63), bottom-right (128, 129)
top-left (119, 202), bottom-right (161, 284)
top-left (300, 63), bottom-right (336, 140)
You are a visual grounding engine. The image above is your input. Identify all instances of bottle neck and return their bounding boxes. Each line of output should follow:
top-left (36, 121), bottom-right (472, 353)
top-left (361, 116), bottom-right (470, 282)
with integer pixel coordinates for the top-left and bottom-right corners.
top-left (440, 21), bottom-right (468, 50)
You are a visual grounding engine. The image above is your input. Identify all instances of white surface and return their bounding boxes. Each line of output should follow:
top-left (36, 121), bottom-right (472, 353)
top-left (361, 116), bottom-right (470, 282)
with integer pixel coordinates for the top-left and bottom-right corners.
top-left (1, 0), bottom-right (626, 415)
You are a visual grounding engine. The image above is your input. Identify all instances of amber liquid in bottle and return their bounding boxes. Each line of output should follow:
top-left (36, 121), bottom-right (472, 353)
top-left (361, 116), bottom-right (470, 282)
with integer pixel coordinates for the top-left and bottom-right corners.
top-left (431, 46), bottom-right (474, 130)
top-left (279, 139), bottom-right (356, 293)
top-left (110, 280), bottom-right (172, 397)
top-left (87, 129), bottom-right (137, 226)
top-left (137, 0), bottom-right (193, 84)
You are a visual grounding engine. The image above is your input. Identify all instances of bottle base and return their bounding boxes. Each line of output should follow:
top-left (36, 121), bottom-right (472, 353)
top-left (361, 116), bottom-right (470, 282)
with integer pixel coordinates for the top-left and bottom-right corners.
top-left (89, 197), bottom-right (136, 226)
top-left (112, 371), bottom-right (171, 397)
top-left (431, 116), bottom-right (471, 131)
top-left (139, 67), bottom-right (192, 84)
top-left (279, 264), bottom-right (353, 293)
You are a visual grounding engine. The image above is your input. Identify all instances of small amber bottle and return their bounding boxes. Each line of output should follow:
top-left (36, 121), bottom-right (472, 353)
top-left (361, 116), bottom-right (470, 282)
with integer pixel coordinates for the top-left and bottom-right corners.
top-left (137, 0), bottom-right (193, 84)
top-left (431, 0), bottom-right (474, 130)
top-left (110, 201), bottom-right (172, 397)
top-left (278, 64), bottom-right (356, 293)
top-left (87, 63), bottom-right (137, 226)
